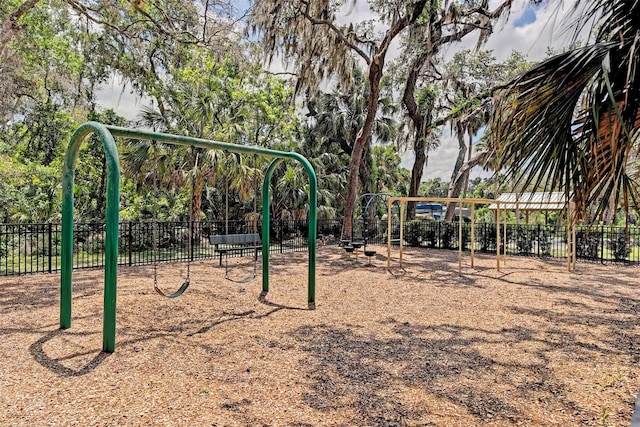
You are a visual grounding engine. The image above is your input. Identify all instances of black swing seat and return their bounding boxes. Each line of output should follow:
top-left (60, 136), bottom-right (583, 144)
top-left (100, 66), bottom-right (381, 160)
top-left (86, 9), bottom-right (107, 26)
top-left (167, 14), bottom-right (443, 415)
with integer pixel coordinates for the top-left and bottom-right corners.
top-left (154, 280), bottom-right (190, 298)
top-left (209, 233), bottom-right (262, 266)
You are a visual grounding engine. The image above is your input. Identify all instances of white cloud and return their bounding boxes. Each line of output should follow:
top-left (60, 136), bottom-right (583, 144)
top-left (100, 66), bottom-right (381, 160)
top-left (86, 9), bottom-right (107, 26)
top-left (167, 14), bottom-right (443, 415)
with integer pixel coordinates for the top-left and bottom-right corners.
top-left (400, 130), bottom-right (491, 182)
top-left (483, 1), bottom-right (579, 61)
top-left (95, 74), bottom-right (150, 121)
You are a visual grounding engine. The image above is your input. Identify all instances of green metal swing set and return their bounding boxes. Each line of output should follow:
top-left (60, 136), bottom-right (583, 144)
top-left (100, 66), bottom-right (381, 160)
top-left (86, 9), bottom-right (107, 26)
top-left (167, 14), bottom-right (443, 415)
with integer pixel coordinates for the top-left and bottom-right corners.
top-left (60, 122), bottom-right (318, 353)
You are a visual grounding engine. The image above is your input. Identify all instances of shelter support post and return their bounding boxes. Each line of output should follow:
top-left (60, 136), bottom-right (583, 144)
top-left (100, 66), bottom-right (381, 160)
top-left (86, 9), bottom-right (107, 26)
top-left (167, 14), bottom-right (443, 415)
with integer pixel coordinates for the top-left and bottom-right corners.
top-left (458, 200), bottom-right (463, 273)
top-left (470, 204), bottom-right (475, 268)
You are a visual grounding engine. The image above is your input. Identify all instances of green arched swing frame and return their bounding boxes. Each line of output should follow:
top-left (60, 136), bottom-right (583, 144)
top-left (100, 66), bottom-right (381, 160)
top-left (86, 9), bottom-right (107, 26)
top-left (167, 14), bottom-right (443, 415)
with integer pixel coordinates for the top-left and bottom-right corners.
top-left (60, 122), bottom-right (318, 353)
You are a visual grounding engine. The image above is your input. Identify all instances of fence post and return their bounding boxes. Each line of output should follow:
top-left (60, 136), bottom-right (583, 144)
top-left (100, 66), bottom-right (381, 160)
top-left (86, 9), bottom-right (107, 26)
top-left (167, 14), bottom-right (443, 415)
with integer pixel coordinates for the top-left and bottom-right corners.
top-left (601, 224), bottom-right (605, 264)
top-left (128, 222), bottom-right (133, 266)
top-left (48, 222), bottom-right (53, 273)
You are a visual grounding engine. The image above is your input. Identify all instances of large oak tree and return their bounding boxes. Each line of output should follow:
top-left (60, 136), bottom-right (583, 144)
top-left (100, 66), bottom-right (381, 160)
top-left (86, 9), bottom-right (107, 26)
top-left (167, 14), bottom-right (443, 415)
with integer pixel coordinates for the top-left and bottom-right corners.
top-left (250, 0), bottom-right (430, 239)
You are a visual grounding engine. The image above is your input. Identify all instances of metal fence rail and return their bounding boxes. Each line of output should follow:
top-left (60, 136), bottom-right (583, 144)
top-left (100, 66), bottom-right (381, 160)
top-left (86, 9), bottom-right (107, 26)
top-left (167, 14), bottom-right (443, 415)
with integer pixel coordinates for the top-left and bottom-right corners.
top-left (1, 219), bottom-right (638, 276)
top-left (364, 220), bottom-right (640, 265)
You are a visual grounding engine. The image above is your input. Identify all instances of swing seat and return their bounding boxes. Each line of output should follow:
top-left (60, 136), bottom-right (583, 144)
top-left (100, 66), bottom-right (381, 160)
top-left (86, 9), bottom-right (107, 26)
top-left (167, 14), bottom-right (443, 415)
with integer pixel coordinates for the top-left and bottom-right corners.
top-left (209, 233), bottom-right (262, 266)
top-left (154, 279), bottom-right (191, 298)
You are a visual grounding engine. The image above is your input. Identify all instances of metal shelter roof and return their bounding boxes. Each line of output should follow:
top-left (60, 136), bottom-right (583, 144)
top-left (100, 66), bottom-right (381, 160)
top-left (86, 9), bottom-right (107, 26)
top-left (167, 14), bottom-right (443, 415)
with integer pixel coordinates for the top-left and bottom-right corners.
top-left (487, 192), bottom-right (568, 211)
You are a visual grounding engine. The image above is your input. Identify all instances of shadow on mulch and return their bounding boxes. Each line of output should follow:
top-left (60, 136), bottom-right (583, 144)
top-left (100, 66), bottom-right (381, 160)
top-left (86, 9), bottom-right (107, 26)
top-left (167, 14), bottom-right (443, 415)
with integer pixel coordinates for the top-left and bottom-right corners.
top-left (29, 329), bottom-right (111, 377)
top-left (0, 272), bottom-right (103, 311)
top-left (289, 320), bottom-right (595, 426)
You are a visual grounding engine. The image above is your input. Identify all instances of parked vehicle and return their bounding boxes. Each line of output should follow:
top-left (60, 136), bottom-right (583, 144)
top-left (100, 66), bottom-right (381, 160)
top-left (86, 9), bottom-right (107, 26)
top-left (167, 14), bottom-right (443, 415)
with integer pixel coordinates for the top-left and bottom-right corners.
top-left (415, 203), bottom-right (443, 217)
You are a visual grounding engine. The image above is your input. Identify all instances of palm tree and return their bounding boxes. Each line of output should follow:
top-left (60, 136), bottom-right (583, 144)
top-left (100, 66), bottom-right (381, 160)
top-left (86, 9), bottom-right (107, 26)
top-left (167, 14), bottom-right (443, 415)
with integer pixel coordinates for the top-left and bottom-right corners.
top-left (371, 145), bottom-right (408, 195)
top-left (306, 71), bottom-right (399, 217)
top-left (491, 0), bottom-right (640, 223)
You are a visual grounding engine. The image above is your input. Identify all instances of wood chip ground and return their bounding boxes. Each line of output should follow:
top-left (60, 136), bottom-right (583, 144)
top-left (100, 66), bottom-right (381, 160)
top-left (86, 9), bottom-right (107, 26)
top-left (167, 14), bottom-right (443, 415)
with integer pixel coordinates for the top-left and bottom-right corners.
top-left (1, 246), bottom-right (639, 426)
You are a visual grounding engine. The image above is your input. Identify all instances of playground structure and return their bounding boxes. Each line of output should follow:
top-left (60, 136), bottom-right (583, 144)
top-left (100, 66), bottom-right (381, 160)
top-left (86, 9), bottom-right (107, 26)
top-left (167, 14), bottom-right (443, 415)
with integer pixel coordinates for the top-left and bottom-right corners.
top-left (342, 193), bottom-right (400, 263)
top-left (386, 196), bottom-right (576, 273)
top-left (350, 193), bottom-right (397, 243)
top-left (60, 122), bottom-right (318, 353)
top-left (340, 193), bottom-right (391, 265)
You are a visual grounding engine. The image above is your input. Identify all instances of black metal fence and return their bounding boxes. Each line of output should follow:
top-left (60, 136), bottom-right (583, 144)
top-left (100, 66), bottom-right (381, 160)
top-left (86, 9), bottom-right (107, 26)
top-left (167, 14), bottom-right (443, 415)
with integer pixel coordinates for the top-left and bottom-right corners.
top-left (1, 219), bottom-right (639, 276)
top-left (354, 219), bottom-right (640, 265)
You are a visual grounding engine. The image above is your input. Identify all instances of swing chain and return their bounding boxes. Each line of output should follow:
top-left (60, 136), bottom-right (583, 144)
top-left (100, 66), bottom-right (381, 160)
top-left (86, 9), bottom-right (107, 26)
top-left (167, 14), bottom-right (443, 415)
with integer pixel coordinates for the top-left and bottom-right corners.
top-left (153, 263), bottom-right (158, 288)
top-left (151, 142), bottom-right (192, 298)
top-left (185, 218), bottom-right (191, 284)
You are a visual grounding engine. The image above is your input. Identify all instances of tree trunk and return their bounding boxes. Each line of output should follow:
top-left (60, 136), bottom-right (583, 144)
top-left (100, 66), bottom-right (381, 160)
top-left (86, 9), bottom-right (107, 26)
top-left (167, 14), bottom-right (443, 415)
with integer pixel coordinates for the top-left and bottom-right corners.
top-left (358, 142), bottom-right (372, 196)
top-left (341, 59), bottom-right (382, 240)
top-left (0, 0), bottom-right (41, 57)
top-left (340, 1), bottom-right (429, 240)
top-left (450, 149), bottom-right (491, 218)
top-left (402, 45), bottom-right (433, 220)
top-left (462, 129), bottom-right (473, 198)
top-left (192, 177), bottom-right (205, 222)
top-left (407, 134), bottom-right (427, 219)
top-left (445, 122), bottom-right (467, 221)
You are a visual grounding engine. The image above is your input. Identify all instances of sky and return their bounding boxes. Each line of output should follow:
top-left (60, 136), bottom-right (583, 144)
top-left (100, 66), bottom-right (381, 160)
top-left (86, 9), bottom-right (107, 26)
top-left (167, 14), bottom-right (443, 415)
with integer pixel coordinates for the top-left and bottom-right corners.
top-left (96, 0), bottom-right (581, 182)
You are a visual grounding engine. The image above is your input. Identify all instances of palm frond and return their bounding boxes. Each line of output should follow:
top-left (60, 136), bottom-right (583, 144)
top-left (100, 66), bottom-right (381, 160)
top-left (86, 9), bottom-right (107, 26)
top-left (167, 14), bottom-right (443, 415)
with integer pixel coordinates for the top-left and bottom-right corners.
top-left (492, 44), bottom-right (612, 185)
top-left (490, 0), bottom-right (640, 223)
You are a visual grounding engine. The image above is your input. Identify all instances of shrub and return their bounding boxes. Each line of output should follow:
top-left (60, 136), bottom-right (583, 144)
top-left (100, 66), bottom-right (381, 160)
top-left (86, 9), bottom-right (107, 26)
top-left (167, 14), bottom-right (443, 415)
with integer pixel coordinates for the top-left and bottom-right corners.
top-left (423, 222), bottom-right (438, 248)
top-left (440, 222), bottom-right (456, 249)
top-left (404, 220), bottom-right (424, 247)
top-left (515, 225), bottom-right (534, 254)
top-left (609, 230), bottom-right (630, 261)
top-left (536, 225), bottom-right (553, 256)
top-left (477, 223), bottom-right (497, 252)
top-left (576, 230), bottom-right (600, 259)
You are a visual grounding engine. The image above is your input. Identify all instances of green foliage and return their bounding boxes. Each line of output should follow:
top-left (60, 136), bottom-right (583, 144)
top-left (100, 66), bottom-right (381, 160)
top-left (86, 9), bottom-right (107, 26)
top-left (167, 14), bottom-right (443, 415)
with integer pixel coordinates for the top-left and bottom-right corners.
top-left (491, 0), bottom-right (640, 223)
top-left (422, 222), bottom-right (438, 248)
top-left (416, 86), bottom-right (438, 115)
top-left (609, 230), bottom-right (630, 261)
top-left (371, 145), bottom-right (408, 195)
top-left (419, 178), bottom-right (448, 198)
top-left (16, 101), bottom-right (75, 166)
top-left (302, 71), bottom-right (404, 218)
top-left (0, 153), bottom-right (62, 222)
top-left (404, 220), bottom-right (423, 246)
top-left (514, 225), bottom-right (534, 254)
top-left (477, 223), bottom-right (497, 252)
top-left (537, 226), bottom-right (553, 256)
top-left (576, 230), bottom-right (600, 259)
top-left (74, 109), bottom-right (129, 221)
top-left (466, 177), bottom-right (496, 200)
top-left (1, 0), bottom-right (87, 119)
top-left (439, 221), bottom-right (456, 249)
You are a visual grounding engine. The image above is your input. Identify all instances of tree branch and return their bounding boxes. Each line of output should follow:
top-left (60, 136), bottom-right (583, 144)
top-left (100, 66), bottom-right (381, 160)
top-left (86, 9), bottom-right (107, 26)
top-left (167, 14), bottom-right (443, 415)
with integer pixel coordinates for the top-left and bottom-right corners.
top-left (432, 81), bottom-right (511, 129)
top-left (298, 0), bottom-right (371, 64)
top-left (0, 0), bottom-right (41, 56)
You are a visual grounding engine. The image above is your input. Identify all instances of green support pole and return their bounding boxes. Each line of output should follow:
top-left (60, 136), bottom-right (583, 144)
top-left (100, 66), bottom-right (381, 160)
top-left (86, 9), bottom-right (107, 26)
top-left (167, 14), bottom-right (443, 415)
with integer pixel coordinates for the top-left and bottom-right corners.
top-left (61, 122), bottom-right (120, 353)
top-left (261, 159), bottom-right (282, 295)
top-left (305, 166), bottom-right (318, 305)
top-left (262, 155), bottom-right (317, 305)
top-left (60, 122), bottom-right (318, 352)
